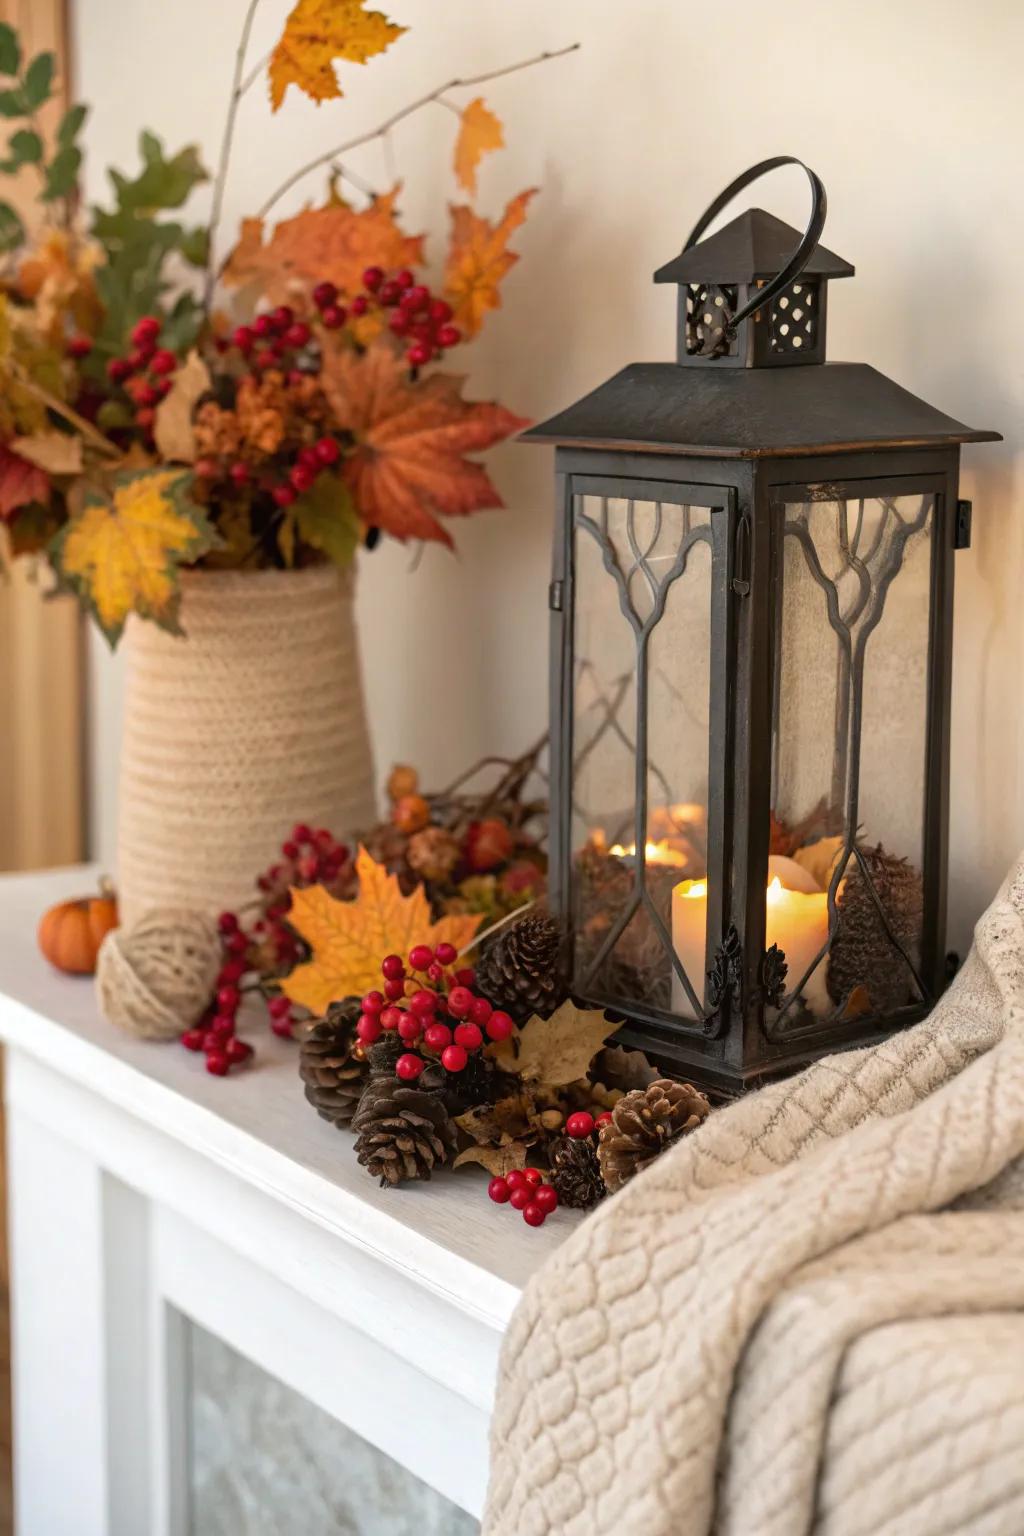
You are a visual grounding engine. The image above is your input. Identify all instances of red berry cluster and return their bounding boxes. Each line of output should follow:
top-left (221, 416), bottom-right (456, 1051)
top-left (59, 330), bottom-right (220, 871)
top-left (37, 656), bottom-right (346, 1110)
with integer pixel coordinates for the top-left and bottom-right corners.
top-left (250, 823), bottom-right (352, 976)
top-left (316, 266), bottom-right (462, 371)
top-left (357, 944), bottom-right (513, 1078)
top-left (565, 1109), bottom-right (613, 1140)
top-left (180, 911), bottom-right (255, 1076)
top-left (229, 304), bottom-right (314, 376)
top-left (194, 433), bottom-right (341, 509)
top-left (488, 1167), bottom-right (559, 1228)
top-left (104, 315), bottom-right (178, 437)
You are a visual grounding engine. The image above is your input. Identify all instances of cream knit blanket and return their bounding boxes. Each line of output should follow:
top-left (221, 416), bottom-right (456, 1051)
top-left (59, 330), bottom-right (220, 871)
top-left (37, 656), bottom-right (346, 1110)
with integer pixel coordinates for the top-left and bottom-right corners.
top-left (484, 856), bottom-right (1024, 1536)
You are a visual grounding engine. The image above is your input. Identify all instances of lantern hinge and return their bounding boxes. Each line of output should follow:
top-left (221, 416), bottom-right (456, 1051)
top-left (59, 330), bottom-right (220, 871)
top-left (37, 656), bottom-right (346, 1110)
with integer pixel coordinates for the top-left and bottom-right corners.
top-left (954, 500), bottom-right (972, 550)
top-left (548, 579), bottom-right (564, 611)
top-left (732, 514), bottom-right (751, 595)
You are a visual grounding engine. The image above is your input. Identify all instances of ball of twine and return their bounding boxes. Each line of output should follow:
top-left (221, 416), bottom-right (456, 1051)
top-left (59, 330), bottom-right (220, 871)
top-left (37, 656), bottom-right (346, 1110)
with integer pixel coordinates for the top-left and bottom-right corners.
top-left (96, 908), bottom-right (222, 1041)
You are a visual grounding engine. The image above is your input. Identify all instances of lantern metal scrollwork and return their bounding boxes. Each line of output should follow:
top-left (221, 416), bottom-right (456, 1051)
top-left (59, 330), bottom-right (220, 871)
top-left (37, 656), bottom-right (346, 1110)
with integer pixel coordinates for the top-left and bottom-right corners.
top-left (526, 157), bottom-right (1000, 1097)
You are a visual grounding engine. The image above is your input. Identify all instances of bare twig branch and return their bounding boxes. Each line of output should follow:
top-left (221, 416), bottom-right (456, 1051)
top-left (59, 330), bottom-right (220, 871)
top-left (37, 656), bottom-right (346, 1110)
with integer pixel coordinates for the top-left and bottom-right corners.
top-left (254, 42), bottom-right (579, 222)
top-left (203, 0), bottom-right (263, 312)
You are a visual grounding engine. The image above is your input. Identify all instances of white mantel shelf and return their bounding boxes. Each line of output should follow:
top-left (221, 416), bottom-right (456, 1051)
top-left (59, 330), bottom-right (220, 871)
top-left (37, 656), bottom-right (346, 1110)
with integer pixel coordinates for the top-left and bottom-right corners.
top-left (0, 866), bottom-right (572, 1533)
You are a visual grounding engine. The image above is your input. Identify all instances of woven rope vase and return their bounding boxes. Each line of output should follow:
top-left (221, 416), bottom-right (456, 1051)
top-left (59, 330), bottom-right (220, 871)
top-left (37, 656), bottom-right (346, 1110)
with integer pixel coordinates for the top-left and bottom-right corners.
top-left (117, 565), bottom-right (376, 929)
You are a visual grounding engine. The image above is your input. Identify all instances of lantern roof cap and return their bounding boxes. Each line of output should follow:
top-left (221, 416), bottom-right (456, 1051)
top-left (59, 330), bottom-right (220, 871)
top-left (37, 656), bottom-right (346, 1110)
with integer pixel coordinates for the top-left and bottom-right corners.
top-left (653, 207), bottom-right (854, 286)
top-left (521, 362), bottom-right (1000, 459)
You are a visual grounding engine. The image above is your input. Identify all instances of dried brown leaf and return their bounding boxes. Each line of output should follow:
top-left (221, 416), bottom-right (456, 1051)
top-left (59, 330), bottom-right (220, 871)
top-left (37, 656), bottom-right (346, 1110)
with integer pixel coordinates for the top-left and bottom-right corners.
top-left (488, 998), bottom-right (612, 1088)
top-left (154, 351), bottom-right (211, 464)
top-left (453, 1142), bottom-right (529, 1177)
top-left (11, 432), bottom-right (83, 475)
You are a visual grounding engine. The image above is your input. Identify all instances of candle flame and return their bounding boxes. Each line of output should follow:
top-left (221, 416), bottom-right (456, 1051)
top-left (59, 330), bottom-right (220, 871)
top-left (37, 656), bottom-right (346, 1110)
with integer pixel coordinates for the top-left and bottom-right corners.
top-left (681, 879), bottom-right (708, 899)
top-left (608, 839), bottom-right (689, 867)
top-left (766, 875), bottom-right (785, 904)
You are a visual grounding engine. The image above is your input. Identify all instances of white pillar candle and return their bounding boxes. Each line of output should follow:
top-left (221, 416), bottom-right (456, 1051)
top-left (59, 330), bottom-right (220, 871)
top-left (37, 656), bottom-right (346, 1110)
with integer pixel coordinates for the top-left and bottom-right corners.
top-left (671, 855), bottom-right (831, 1018)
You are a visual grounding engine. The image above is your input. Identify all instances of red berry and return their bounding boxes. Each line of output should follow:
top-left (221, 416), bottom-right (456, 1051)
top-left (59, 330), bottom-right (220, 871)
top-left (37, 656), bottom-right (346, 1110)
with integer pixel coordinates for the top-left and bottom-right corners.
top-left (430, 299), bottom-right (453, 323)
top-left (380, 1005), bottom-right (403, 1032)
top-left (485, 1010), bottom-right (514, 1042)
top-left (290, 463), bottom-right (316, 494)
top-left (378, 280), bottom-right (400, 306)
top-left (284, 322), bottom-right (311, 348)
top-left (150, 348), bottom-right (177, 375)
top-left (523, 1167), bottom-right (544, 1187)
top-left (106, 357), bottom-right (132, 384)
top-left (388, 311), bottom-right (411, 337)
top-left (466, 818), bottom-right (514, 873)
top-left (506, 1169), bottom-right (528, 1191)
top-left (455, 968), bottom-right (476, 989)
top-left (292, 822), bottom-right (313, 844)
top-left (349, 295), bottom-right (368, 317)
top-left (182, 1028), bottom-right (206, 1052)
top-left (226, 461), bottom-right (249, 488)
top-left (314, 436), bottom-right (340, 466)
top-left (509, 1184), bottom-right (532, 1211)
top-left (225, 1038), bottom-right (253, 1064)
top-left (252, 314), bottom-right (273, 338)
top-left (441, 1044), bottom-right (468, 1073)
top-left (155, 377), bottom-right (173, 398)
top-left (395, 1052), bottom-right (425, 1081)
top-left (423, 1022), bottom-right (452, 1051)
top-left (271, 305), bottom-right (294, 332)
top-left (194, 457), bottom-right (219, 479)
top-left (219, 957), bottom-right (245, 982)
top-left (218, 911), bottom-right (239, 935)
top-left (426, 962), bottom-right (444, 984)
top-left (406, 342), bottom-right (432, 368)
top-left (384, 977), bottom-right (405, 1001)
top-left (312, 281), bottom-right (338, 310)
top-left (566, 1111), bottom-right (595, 1140)
top-left (361, 990), bottom-right (385, 1014)
top-left (522, 1202), bottom-right (546, 1227)
top-left (270, 1018), bottom-right (294, 1040)
top-left (409, 988), bottom-right (438, 1017)
top-left (400, 284), bottom-right (430, 313)
top-left (434, 942), bottom-right (458, 966)
top-left (398, 1013), bottom-right (422, 1044)
top-left (320, 305), bottom-right (345, 330)
top-left (408, 944), bottom-right (434, 972)
top-left (362, 266), bottom-right (384, 292)
top-left (206, 1049), bottom-right (230, 1076)
top-left (272, 484), bottom-right (296, 508)
top-left (268, 995), bottom-right (291, 1019)
top-left (436, 324), bottom-right (461, 349)
top-left (447, 986), bottom-right (473, 1019)
top-left (233, 324), bottom-right (254, 352)
top-left (255, 348), bottom-right (277, 370)
top-left (453, 1021), bottom-right (483, 1051)
top-left (127, 347), bottom-right (152, 372)
top-left (488, 1176), bottom-right (511, 1204)
top-left (131, 315), bottom-right (161, 347)
top-left (534, 1184), bottom-right (558, 1214)
top-left (67, 334), bottom-right (93, 358)
top-left (595, 1111), bottom-right (613, 1129)
top-left (135, 407), bottom-right (155, 432)
top-left (469, 995), bottom-right (492, 1026)
top-left (356, 1014), bottom-right (382, 1044)
top-left (395, 268), bottom-right (414, 290)
top-left (381, 954), bottom-right (405, 980)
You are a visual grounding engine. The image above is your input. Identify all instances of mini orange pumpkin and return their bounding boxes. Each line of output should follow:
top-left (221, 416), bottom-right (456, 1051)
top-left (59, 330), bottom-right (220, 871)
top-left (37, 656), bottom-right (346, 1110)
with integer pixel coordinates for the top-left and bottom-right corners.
top-left (38, 879), bottom-right (119, 975)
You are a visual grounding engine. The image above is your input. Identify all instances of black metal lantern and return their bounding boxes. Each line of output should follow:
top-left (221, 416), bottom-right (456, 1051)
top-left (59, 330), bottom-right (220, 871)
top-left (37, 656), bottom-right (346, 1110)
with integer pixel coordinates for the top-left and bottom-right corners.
top-left (525, 158), bottom-right (1000, 1098)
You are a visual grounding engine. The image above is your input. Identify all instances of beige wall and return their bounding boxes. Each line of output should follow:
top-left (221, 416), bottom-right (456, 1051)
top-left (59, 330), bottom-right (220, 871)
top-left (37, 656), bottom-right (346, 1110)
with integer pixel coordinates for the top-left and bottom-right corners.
top-left (73, 0), bottom-right (1024, 956)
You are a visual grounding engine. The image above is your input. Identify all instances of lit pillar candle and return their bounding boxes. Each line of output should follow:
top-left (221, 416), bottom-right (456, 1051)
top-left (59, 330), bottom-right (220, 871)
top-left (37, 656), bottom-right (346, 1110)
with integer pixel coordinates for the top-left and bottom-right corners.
top-left (671, 856), bottom-right (831, 1018)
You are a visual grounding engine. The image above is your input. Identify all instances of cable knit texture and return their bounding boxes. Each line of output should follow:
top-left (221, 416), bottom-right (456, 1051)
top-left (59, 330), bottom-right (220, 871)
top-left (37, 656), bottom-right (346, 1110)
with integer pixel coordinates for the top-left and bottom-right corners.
top-left (483, 854), bottom-right (1024, 1536)
top-left (117, 565), bottom-right (376, 928)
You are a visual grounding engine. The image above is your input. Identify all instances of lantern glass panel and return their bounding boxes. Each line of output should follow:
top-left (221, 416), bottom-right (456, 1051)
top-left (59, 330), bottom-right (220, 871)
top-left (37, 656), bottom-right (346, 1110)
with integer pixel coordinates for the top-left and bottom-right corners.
top-left (569, 489), bottom-right (714, 1016)
top-left (771, 490), bottom-right (934, 1025)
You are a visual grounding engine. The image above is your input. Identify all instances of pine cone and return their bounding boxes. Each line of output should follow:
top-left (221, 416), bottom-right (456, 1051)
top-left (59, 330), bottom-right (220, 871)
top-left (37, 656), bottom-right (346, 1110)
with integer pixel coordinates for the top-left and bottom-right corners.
top-left (475, 912), bottom-right (568, 1024)
top-left (550, 1136), bottom-right (606, 1210)
top-left (407, 826), bottom-right (461, 883)
top-left (597, 1079), bottom-right (710, 1193)
top-left (827, 844), bottom-right (924, 1015)
top-left (352, 1079), bottom-right (458, 1187)
top-left (298, 997), bottom-right (367, 1127)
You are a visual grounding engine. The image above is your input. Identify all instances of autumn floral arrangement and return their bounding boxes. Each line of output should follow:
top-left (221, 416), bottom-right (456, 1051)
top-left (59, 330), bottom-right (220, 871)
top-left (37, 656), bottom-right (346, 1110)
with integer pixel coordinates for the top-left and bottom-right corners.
top-left (0, 5), bottom-right (576, 642)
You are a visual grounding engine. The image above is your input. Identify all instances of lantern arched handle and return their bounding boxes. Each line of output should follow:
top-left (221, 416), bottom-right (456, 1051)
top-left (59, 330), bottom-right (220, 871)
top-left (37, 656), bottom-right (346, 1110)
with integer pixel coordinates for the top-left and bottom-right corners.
top-left (683, 156), bottom-right (827, 334)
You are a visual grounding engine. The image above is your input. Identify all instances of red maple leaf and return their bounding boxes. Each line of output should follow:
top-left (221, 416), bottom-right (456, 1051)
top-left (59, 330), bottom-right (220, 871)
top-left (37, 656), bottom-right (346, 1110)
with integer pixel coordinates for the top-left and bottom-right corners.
top-left (0, 446), bottom-right (48, 522)
top-left (321, 340), bottom-right (528, 545)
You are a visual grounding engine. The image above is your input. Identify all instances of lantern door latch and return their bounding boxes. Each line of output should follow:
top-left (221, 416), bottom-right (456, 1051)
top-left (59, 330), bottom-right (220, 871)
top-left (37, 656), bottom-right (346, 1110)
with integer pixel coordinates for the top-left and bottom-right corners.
top-left (732, 513), bottom-right (751, 595)
top-left (548, 579), bottom-right (564, 611)
top-left (954, 500), bottom-right (972, 550)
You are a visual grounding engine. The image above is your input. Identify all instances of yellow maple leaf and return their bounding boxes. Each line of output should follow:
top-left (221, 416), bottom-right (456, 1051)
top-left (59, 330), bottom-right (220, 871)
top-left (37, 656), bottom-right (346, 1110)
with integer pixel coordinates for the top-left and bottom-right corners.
top-left (53, 469), bottom-right (219, 646)
top-left (443, 188), bottom-right (536, 338)
top-left (453, 98), bottom-right (504, 195)
top-left (283, 847), bottom-right (482, 1013)
top-left (269, 0), bottom-right (406, 112)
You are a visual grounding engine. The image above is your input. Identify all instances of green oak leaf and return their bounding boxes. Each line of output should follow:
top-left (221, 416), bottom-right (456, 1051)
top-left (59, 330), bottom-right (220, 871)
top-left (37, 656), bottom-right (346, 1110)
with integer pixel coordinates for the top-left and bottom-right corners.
top-left (0, 24), bottom-right (20, 77)
top-left (57, 103), bottom-right (87, 146)
top-left (22, 52), bottom-right (54, 109)
top-left (8, 128), bottom-right (41, 165)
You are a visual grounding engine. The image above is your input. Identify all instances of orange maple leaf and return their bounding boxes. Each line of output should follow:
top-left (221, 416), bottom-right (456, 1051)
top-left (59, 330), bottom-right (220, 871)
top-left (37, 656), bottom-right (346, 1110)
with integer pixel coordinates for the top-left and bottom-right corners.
top-left (443, 188), bottom-right (536, 339)
top-left (320, 339), bottom-right (528, 545)
top-left (268, 0), bottom-right (406, 112)
top-left (222, 189), bottom-right (425, 309)
top-left (282, 847), bottom-right (481, 1013)
top-left (453, 98), bottom-right (504, 195)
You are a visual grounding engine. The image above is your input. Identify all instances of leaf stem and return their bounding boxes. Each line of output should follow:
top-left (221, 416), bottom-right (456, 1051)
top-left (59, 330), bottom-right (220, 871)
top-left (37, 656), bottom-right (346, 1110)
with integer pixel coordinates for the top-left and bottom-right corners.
top-left (8, 361), bottom-right (121, 459)
top-left (203, 0), bottom-right (263, 313)
top-left (254, 42), bottom-right (580, 222)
